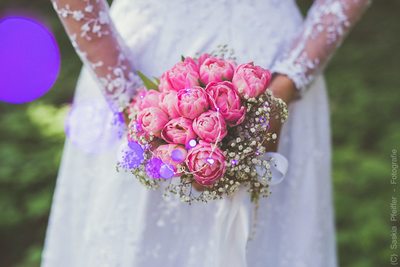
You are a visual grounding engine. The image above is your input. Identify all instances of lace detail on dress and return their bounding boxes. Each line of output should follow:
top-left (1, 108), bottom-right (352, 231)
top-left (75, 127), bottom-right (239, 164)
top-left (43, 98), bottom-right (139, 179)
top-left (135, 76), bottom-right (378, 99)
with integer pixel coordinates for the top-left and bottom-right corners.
top-left (52, 0), bottom-right (142, 112)
top-left (272, 0), bottom-right (371, 93)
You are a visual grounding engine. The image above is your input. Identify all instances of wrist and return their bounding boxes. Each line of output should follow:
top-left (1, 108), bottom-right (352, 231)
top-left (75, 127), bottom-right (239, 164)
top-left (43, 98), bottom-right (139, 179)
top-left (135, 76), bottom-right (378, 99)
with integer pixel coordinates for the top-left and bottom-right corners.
top-left (269, 73), bottom-right (298, 105)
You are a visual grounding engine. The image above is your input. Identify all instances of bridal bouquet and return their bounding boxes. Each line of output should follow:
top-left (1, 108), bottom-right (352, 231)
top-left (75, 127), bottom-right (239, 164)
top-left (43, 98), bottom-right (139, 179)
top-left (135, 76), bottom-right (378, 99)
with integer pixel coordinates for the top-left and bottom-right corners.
top-left (118, 47), bottom-right (288, 203)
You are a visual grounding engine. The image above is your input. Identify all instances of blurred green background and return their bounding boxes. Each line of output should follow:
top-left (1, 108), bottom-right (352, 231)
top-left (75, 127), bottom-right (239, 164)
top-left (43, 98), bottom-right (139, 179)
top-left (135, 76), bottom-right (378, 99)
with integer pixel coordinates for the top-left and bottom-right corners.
top-left (0, 0), bottom-right (399, 266)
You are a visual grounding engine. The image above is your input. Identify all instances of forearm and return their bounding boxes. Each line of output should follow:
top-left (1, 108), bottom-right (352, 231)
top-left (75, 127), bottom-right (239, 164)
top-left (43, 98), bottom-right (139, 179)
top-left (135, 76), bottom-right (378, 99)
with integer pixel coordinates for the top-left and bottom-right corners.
top-left (52, 0), bottom-right (141, 111)
top-left (272, 0), bottom-right (371, 94)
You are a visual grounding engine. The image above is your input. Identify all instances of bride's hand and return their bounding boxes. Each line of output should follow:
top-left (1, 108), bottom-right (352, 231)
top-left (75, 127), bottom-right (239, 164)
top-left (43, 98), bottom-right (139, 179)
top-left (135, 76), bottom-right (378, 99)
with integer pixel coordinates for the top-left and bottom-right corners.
top-left (264, 74), bottom-right (297, 152)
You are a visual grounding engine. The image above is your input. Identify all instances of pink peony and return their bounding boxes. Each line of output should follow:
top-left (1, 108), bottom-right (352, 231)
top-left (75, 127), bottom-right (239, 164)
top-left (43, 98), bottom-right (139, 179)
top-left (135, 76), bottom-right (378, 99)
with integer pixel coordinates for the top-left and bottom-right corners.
top-left (199, 56), bottom-right (235, 84)
top-left (206, 81), bottom-right (246, 126)
top-left (176, 87), bottom-right (209, 119)
top-left (232, 63), bottom-right (272, 98)
top-left (192, 110), bottom-right (227, 143)
top-left (161, 117), bottom-right (197, 145)
top-left (186, 141), bottom-right (226, 186)
top-left (197, 53), bottom-right (211, 66)
top-left (159, 91), bottom-right (180, 119)
top-left (154, 144), bottom-right (187, 175)
top-left (159, 57), bottom-right (200, 92)
top-left (137, 107), bottom-right (169, 137)
top-left (138, 90), bottom-right (161, 109)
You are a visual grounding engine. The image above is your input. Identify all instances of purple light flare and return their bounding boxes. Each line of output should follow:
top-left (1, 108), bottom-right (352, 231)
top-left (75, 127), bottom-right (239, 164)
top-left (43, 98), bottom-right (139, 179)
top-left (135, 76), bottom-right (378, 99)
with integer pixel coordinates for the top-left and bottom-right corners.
top-left (206, 157), bottom-right (215, 165)
top-left (130, 121), bottom-right (143, 133)
top-left (0, 16), bottom-right (60, 104)
top-left (124, 141), bottom-right (144, 168)
top-left (186, 139), bottom-right (197, 149)
top-left (171, 149), bottom-right (186, 163)
top-left (159, 163), bottom-right (175, 179)
top-left (65, 99), bottom-right (124, 154)
top-left (146, 158), bottom-right (163, 179)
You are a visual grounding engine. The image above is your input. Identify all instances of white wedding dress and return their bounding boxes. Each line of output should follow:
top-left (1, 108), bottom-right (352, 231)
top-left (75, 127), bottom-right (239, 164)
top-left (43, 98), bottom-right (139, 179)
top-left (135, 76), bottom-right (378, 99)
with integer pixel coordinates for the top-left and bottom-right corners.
top-left (42, 0), bottom-right (369, 266)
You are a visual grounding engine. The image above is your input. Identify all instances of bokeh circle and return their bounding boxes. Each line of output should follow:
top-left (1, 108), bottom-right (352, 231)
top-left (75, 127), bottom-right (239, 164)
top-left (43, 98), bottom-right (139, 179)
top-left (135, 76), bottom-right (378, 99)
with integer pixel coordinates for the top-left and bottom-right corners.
top-left (0, 16), bottom-right (60, 103)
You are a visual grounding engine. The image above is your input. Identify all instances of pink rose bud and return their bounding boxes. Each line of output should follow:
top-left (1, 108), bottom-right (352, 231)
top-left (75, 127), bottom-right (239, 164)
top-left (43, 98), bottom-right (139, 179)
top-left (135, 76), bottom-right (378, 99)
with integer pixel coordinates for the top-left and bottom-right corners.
top-left (199, 56), bottom-right (235, 84)
top-left (186, 141), bottom-right (226, 186)
top-left (159, 91), bottom-right (180, 119)
top-left (232, 63), bottom-right (272, 98)
top-left (137, 107), bottom-right (169, 137)
top-left (176, 87), bottom-right (209, 119)
top-left (139, 89), bottom-right (161, 110)
top-left (192, 110), bottom-right (227, 143)
top-left (197, 53), bottom-right (211, 66)
top-left (128, 87), bottom-right (147, 113)
top-left (161, 117), bottom-right (197, 145)
top-left (154, 144), bottom-right (187, 175)
top-left (159, 57), bottom-right (200, 92)
top-left (206, 81), bottom-right (246, 126)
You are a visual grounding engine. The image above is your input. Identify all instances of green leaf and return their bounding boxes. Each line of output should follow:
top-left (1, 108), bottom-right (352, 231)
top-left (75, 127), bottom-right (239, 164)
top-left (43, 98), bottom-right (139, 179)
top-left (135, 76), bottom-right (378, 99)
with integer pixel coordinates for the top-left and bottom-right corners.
top-left (137, 70), bottom-right (159, 90)
top-left (153, 77), bottom-right (160, 86)
top-left (181, 55), bottom-right (185, 62)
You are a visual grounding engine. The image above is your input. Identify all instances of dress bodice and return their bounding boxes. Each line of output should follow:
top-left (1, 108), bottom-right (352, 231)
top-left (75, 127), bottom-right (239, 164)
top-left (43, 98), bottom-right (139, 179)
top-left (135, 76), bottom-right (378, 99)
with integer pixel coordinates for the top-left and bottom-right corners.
top-left (109, 0), bottom-right (303, 74)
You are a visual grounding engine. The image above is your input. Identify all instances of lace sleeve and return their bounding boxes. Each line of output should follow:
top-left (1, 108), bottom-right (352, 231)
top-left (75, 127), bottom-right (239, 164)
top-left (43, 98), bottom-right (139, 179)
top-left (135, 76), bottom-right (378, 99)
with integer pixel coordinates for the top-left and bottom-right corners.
top-left (272, 0), bottom-right (371, 93)
top-left (52, 0), bottom-right (142, 112)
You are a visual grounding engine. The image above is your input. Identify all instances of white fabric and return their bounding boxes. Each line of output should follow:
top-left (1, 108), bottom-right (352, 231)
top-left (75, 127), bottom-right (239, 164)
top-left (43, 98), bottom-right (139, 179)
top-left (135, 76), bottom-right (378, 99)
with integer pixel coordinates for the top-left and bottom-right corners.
top-left (42, 0), bottom-right (337, 266)
top-left (262, 152), bottom-right (289, 185)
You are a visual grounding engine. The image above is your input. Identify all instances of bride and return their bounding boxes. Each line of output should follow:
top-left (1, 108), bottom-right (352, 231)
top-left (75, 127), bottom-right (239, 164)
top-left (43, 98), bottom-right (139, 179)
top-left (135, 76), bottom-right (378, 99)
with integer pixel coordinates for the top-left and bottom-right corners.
top-left (42, 0), bottom-right (369, 266)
